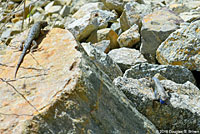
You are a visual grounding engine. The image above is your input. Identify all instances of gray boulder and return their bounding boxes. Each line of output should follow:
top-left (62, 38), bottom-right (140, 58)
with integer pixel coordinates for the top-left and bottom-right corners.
top-left (120, 1), bottom-right (152, 31)
top-left (140, 8), bottom-right (183, 63)
top-left (114, 76), bottom-right (200, 131)
top-left (124, 63), bottom-right (196, 84)
top-left (108, 48), bottom-right (147, 72)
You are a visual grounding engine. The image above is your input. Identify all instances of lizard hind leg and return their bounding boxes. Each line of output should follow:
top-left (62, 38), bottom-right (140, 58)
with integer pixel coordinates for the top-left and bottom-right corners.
top-left (18, 40), bottom-right (25, 51)
top-left (30, 40), bottom-right (38, 53)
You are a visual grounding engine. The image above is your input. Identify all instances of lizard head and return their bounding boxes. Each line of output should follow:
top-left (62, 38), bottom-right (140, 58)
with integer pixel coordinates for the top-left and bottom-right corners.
top-left (40, 21), bottom-right (48, 28)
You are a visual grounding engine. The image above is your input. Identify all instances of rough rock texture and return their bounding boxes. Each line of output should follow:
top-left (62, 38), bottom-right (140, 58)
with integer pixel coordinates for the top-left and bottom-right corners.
top-left (168, 3), bottom-right (190, 14)
top-left (140, 8), bottom-right (183, 63)
top-left (72, 2), bottom-right (107, 19)
top-left (0, 28), bottom-right (159, 134)
top-left (108, 48), bottom-right (147, 72)
top-left (92, 40), bottom-right (110, 53)
top-left (117, 24), bottom-right (140, 48)
top-left (113, 76), bottom-right (200, 131)
top-left (156, 20), bottom-right (200, 71)
top-left (179, 11), bottom-right (200, 22)
top-left (101, 0), bottom-right (124, 13)
top-left (110, 20), bottom-right (121, 35)
top-left (120, 1), bottom-right (152, 31)
top-left (45, 1), bottom-right (62, 14)
top-left (97, 28), bottom-right (119, 49)
top-left (124, 63), bottom-right (196, 84)
top-left (69, 0), bottom-right (99, 14)
top-left (67, 10), bottom-right (117, 41)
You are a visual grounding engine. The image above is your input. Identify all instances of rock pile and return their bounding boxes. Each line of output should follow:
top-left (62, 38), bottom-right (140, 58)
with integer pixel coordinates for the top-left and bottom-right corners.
top-left (0, 0), bottom-right (200, 133)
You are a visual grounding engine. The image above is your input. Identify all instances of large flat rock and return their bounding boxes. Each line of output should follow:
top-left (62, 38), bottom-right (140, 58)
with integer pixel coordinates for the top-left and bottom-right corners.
top-left (0, 28), bottom-right (158, 134)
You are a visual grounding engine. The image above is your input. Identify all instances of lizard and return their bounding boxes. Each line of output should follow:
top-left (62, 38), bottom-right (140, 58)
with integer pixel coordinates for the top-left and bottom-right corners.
top-left (14, 21), bottom-right (48, 78)
top-left (151, 77), bottom-right (169, 104)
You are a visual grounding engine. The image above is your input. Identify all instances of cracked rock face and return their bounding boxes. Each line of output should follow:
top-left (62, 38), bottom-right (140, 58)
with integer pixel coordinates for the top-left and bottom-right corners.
top-left (113, 76), bottom-right (200, 131)
top-left (124, 63), bottom-right (196, 84)
top-left (156, 20), bottom-right (200, 71)
top-left (0, 28), bottom-right (158, 134)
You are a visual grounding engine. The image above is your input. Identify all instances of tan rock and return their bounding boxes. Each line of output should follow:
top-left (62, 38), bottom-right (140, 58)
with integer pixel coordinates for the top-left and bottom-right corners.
top-left (117, 24), bottom-right (140, 48)
top-left (0, 28), bottom-right (81, 133)
top-left (72, 2), bottom-right (107, 19)
top-left (11, 17), bottom-right (21, 23)
top-left (97, 28), bottom-right (119, 49)
top-left (0, 28), bottom-right (158, 133)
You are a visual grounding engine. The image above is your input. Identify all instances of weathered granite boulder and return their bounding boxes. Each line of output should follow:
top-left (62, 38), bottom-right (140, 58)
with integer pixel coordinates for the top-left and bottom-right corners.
top-left (67, 10), bottom-right (117, 41)
top-left (113, 76), bottom-right (200, 131)
top-left (124, 63), bottom-right (196, 84)
top-left (120, 1), bottom-right (152, 31)
top-left (72, 2), bottom-right (107, 19)
top-left (117, 24), bottom-right (140, 48)
top-left (140, 8), bottom-right (183, 63)
top-left (0, 28), bottom-right (159, 134)
top-left (108, 48), bottom-right (147, 72)
top-left (156, 20), bottom-right (200, 71)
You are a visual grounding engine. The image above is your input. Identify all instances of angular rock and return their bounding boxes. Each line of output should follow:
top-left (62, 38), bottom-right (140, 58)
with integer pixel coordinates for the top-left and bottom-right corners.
top-left (124, 63), bottom-right (196, 84)
top-left (113, 76), bottom-right (200, 131)
top-left (117, 24), bottom-right (140, 48)
top-left (59, 5), bottom-right (70, 17)
top-left (168, 3), bottom-right (190, 14)
top-left (140, 8), bottom-right (183, 63)
top-left (120, 1), bottom-right (152, 31)
top-left (0, 28), bottom-right (158, 133)
top-left (110, 19), bottom-right (121, 35)
top-left (108, 48), bottom-right (147, 72)
top-left (179, 11), bottom-right (200, 22)
top-left (67, 10), bottom-right (117, 41)
top-left (86, 30), bottom-right (98, 44)
top-left (101, 0), bottom-right (124, 13)
top-left (69, 0), bottom-right (99, 14)
top-left (97, 28), bottom-right (119, 49)
top-left (72, 2), bottom-right (107, 19)
top-left (45, 5), bottom-right (62, 14)
top-left (156, 20), bottom-right (200, 71)
top-left (92, 40), bottom-right (110, 53)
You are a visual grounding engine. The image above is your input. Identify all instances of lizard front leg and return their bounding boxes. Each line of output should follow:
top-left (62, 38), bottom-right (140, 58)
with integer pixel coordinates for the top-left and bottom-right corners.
top-left (30, 40), bottom-right (38, 53)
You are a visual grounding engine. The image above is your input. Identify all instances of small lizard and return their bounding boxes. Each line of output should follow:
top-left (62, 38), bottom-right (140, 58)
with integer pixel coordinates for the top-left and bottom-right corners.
top-left (152, 77), bottom-right (168, 104)
top-left (14, 21), bottom-right (48, 78)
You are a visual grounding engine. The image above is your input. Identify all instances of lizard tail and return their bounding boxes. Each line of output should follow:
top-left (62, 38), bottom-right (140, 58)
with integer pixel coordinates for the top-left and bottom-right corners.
top-left (14, 50), bottom-right (26, 78)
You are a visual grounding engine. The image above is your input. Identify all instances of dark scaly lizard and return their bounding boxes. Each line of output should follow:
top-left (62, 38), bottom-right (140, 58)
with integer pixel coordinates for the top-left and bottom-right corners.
top-left (14, 21), bottom-right (48, 78)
